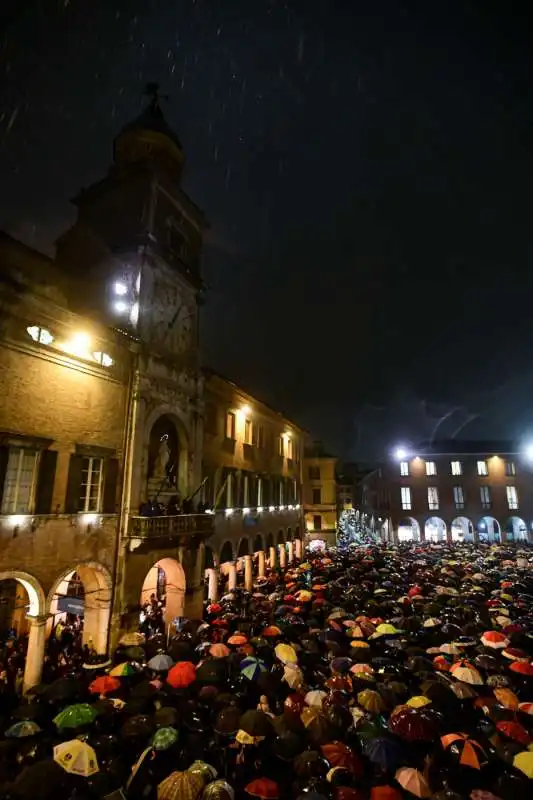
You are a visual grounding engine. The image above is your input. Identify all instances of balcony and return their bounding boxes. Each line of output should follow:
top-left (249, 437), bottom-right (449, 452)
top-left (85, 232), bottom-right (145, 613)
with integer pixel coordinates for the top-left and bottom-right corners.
top-left (127, 513), bottom-right (214, 542)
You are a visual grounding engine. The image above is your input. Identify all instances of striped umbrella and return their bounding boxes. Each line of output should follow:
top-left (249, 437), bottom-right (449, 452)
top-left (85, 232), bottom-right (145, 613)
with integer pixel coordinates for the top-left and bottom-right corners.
top-left (5, 721), bottom-right (41, 738)
top-left (440, 733), bottom-right (488, 770)
top-left (158, 770), bottom-right (204, 800)
top-left (240, 657), bottom-right (268, 681)
top-left (109, 662), bottom-right (136, 678)
top-left (54, 739), bottom-right (99, 777)
top-left (152, 726), bottom-right (178, 751)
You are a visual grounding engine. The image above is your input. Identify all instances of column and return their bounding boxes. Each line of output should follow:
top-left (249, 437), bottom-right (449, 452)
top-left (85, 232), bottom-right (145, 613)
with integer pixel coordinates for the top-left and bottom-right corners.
top-left (295, 539), bottom-right (302, 560)
top-left (278, 544), bottom-right (287, 570)
top-left (287, 541), bottom-right (294, 564)
top-left (227, 563), bottom-right (237, 591)
top-left (23, 615), bottom-right (47, 693)
top-left (257, 550), bottom-right (266, 578)
top-left (269, 546), bottom-right (277, 569)
top-left (207, 568), bottom-right (219, 602)
top-left (244, 555), bottom-right (253, 591)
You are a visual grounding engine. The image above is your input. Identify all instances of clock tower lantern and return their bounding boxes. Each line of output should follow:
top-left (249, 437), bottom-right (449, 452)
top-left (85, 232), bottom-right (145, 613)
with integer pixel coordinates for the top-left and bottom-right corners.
top-left (55, 85), bottom-right (208, 510)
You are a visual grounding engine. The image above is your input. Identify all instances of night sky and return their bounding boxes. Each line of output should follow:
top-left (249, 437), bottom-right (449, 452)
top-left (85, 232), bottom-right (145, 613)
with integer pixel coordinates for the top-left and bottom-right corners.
top-left (1, 1), bottom-right (533, 460)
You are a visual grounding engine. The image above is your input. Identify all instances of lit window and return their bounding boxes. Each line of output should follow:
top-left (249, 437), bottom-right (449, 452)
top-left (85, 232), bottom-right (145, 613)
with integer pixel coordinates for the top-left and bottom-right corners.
top-left (453, 486), bottom-right (464, 510)
top-left (480, 485), bottom-right (491, 509)
top-left (225, 411), bottom-right (236, 440)
top-left (451, 461), bottom-right (462, 476)
top-left (477, 460), bottom-right (488, 476)
top-left (226, 472), bottom-right (234, 507)
top-left (425, 461), bottom-right (437, 476)
top-left (505, 461), bottom-right (516, 477)
top-left (401, 487), bottom-right (412, 510)
top-left (244, 418), bottom-right (253, 445)
top-left (80, 457), bottom-right (103, 513)
top-left (286, 437), bottom-right (294, 460)
top-left (27, 325), bottom-right (54, 345)
top-left (427, 486), bottom-right (439, 510)
top-left (400, 461), bottom-right (409, 476)
top-left (92, 352), bottom-right (114, 367)
top-left (277, 436), bottom-right (284, 457)
top-left (257, 477), bottom-right (263, 507)
top-left (1, 448), bottom-right (39, 513)
top-left (243, 474), bottom-right (249, 506)
top-left (506, 485), bottom-right (519, 510)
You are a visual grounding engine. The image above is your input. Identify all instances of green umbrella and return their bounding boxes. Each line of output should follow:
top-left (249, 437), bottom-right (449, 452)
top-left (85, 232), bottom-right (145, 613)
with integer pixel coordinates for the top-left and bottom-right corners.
top-left (53, 703), bottom-right (98, 730)
top-left (152, 726), bottom-right (178, 751)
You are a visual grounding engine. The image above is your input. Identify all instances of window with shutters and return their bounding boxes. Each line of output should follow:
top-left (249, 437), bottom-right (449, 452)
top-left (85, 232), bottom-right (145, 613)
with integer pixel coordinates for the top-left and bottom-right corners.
top-left (312, 487), bottom-right (322, 505)
top-left (225, 411), bottom-right (236, 440)
top-left (1, 447), bottom-right (39, 513)
top-left (80, 457), bottom-right (103, 512)
top-left (244, 419), bottom-right (253, 445)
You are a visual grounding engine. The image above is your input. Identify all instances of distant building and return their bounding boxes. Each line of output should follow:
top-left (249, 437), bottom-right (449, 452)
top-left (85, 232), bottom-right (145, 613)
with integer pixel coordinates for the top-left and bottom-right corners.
top-left (303, 443), bottom-right (338, 547)
top-left (360, 440), bottom-right (533, 543)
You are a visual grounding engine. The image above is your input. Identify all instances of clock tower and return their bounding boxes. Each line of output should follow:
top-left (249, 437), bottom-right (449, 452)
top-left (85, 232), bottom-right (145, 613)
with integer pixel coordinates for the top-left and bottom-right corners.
top-left (55, 85), bottom-right (208, 508)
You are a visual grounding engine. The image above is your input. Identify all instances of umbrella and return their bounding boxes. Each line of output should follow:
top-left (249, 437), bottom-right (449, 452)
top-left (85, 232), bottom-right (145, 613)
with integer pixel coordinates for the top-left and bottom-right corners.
top-left (147, 653), bottom-right (174, 671)
top-left (481, 631), bottom-right (509, 649)
top-left (364, 737), bottom-right (404, 771)
top-left (496, 720), bottom-right (531, 746)
top-left (167, 661), bottom-right (196, 688)
top-left (283, 664), bottom-right (305, 689)
top-left (357, 689), bottom-right (385, 714)
top-left (54, 739), bottom-right (99, 777)
top-left (245, 778), bottom-right (279, 799)
top-left (11, 702), bottom-right (42, 721)
top-left (263, 626), bottom-right (282, 637)
top-left (440, 733), bottom-right (488, 769)
top-left (125, 646), bottom-right (146, 660)
top-left (203, 781), bottom-right (235, 800)
top-left (513, 750), bottom-right (533, 778)
top-left (240, 656), bottom-right (268, 681)
top-left (518, 702), bottom-right (533, 715)
top-left (119, 632), bottom-right (145, 646)
top-left (388, 708), bottom-right (438, 742)
top-left (109, 662), bottom-right (136, 677)
top-left (188, 760), bottom-right (218, 786)
top-left (158, 770), bottom-right (204, 800)
top-left (89, 675), bottom-right (121, 695)
top-left (275, 643), bottom-right (298, 664)
top-left (196, 659), bottom-right (227, 684)
top-left (240, 710), bottom-right (273, 737)
top-left (510, 661), bottom-right (533, 676)
top-left (54, 703), bottom-right (98, 729)
top-left (406, 696), bottom-right (431, 708)
top-left (152, 726), bottom-right (179, 750)
top-left (5, 721), bottom-right (41, 738)
top-left (209, 643), bottom-right (231, 658)
top-left (305, 690), bottom-right (328, 709)
top-left (227, 634), bottom-right (248, 646)
top-left (12, 760), bottom-right (67, 800)
top-left (394, 767), bottom-right (431, 798)
top-left (494, 687), bottom-right (519, 710)
top-left (320, 742), bottom-right (363, 775)
top-left (43, 676), bottom-right (83, 702)
top-left (155, 706), bottom-right (179, 727)
top-left (449, 661), bottom-right (484, 685)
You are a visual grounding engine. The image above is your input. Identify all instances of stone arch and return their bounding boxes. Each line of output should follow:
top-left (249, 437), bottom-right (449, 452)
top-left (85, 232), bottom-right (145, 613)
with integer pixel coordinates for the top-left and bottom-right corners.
top-left (219, 540), bottom-right (234, 564)
top-left (477, 516), bottom-right (501, 543)
top-left (0, 570), bottom-right (45, 619)
top-left (47, 561), bottom-right (113, 654)
top-left (144, 406), bottom-right (190, 500)
top-left (286, 527), bottom-right (293, 541)
top-left (266, 532), bottom-right (274, 548)
top-left (204, 545), bottom-right (216, 570)
top-left (451, 516), bottom-right (474, 542)
top-left (424, 516), bottom-right (447, 543)
top-left (504, 516), bottom-right (529, 542)
top-left (237, 537), bottom-right (250, 557)
top-left (276, 529), bottom-right (285, 545)
top-left (398, 517), bottom-right (421, 542)
top-left (140, 557), bottom-right (186, 625)
top-left (253, 533), bottom-right (265, 552)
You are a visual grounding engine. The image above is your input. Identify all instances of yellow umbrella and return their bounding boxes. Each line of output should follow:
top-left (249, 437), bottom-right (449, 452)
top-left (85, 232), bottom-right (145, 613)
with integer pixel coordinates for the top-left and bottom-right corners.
top-left (54, 740), bottom-right (99, 777)
top-left (407, 696), bottom-right (431, 709)
top-left (275, 643), bottom-right (298, 665)
top-left (513, 750), bottom-right (533, 778)
top-left (295, 590), bottom-right (313, 602)
top-left (369, 623), bottom-right (401, 639)
top-left (350, 640), bottom-right (370, 650)
top-left (283, 664), bottom-right (304, 689)
top-left (119, 632), bottom-right (145, 646)
top-left (158, 770), bottom-right (204, 800)
top-left (357, 689), bottom-right (385, 714)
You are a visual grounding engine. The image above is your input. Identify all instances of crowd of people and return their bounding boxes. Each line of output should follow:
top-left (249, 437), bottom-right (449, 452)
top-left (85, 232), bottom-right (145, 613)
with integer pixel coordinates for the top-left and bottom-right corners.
top-left (0, 542), bottom-right (533, 799)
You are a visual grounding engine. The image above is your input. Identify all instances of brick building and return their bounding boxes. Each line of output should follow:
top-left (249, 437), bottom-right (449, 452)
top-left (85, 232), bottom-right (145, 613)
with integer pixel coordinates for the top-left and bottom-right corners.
top-left (0, 92), bottom-right (304, 690)
top-left (360, 440), bottom-right (533, 543)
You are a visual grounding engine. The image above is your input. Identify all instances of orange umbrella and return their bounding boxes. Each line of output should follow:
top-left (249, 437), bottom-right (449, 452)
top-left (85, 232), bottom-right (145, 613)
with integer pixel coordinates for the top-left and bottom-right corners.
top-left (227, 634), bottom-right (248, 646)
top-left (494, 687), bottom-right (519, 710)
top-left (262, 626), bottom-right (282, 637)
top-left (209, 644), bottom-right (230, 658)
top-left (321, 742), bottom-right (363, 775)
top-left (510, 661), bottom-right (533, 676)
top-left (440, 733), bottom-right (488, 769)
top-left (481, 631), bottom-right (509, 649)
top-left (88, 676), bottom-right (120, 695)
top-left (167, 662), bottom-right (196, 689)
top-left (245, 779), bottom-right (279, 799)
top-left (394, 767), bottom-right (431, 798)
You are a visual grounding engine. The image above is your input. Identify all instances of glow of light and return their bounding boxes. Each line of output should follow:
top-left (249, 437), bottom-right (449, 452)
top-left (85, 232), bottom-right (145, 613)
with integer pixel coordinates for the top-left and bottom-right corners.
top-left (114, 281), bottom-right (128, 296)
top-left (268, 506), bottom-right (275, 513)
top-left (113, 300), bottom-right (128, 314)
top-left (295, 504), bottom-right (300, 510)
top-left (394, 446), bottom-right (408, 460)
top-left (205, 508), bottom-right (214, 515)
top-left (525, 444), bottom-right (533, 461)
top-left (63, 332), bottom-right (91, 359)
top-left (225, 508), bottom-right (234, 516)
top-left (135, 272), bottom-right (141, 293)
top-left (242, 507), bottom-right (250, 515)
top-left (283, 430), bottom-right (292, 439)
top-left (288, 504), bottom-right (294, 510)
top-left (241, 404), bottom-right (251, 416)
top-left (129, 301), bottom-right (139, 326)
top-left (93, 352), bottom-right (114, 367)
top-left (257, 506), bottom-right (264, 513)
top-left (27, 326), bottom-right (54, 345)
top-left (7, 515), bottom-right (28, 529)
top-left (81, 514), bottom-right (99, 527)
top-left (279, 505), bottom-right (285, 511)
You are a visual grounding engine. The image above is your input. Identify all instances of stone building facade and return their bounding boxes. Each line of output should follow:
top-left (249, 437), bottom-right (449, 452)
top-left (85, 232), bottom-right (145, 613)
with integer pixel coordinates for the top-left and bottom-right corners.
top-left (0, 95), bottom-right (305, 689)
top-left (303, 443), bottom-right (338, 548)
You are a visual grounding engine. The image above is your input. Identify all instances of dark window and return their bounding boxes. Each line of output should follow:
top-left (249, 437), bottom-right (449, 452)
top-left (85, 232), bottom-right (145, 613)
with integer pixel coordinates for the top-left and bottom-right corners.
top-left (225, 411), bottom-right (236, 440)
top-left (312, 488), bottom-right (322, 504)
top-left (309, 466), bottom-right (320, 480)
top-left (313, 514), bottom-right (322, 531)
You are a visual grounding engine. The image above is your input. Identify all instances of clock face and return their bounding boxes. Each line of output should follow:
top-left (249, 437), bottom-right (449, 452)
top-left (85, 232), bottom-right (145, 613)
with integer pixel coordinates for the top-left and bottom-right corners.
top-left (150, 280), bottom-right (194, 355)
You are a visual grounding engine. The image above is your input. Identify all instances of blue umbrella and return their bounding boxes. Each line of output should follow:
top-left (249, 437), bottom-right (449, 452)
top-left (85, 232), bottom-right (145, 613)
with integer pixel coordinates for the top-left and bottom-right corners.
top-left (5, 721), bottom-right (42, 738)
top-left (364, 736), bottom-right (404, 771)
top-left (240, 657), bottom-right (268, 681)
top-left (147, 653), bottom-right (174, 671)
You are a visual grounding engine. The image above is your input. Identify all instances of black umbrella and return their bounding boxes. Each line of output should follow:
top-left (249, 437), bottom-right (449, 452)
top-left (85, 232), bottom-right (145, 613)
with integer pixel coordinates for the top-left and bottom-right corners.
top-left (11, 760), bottom-right (67, 800)
top-left (239, 709), bottom-right (274, 737)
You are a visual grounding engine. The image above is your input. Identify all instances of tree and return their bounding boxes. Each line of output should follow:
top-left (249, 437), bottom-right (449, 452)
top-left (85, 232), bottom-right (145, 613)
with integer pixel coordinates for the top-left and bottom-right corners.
top-left (337, 509), bottom-right (378, 547)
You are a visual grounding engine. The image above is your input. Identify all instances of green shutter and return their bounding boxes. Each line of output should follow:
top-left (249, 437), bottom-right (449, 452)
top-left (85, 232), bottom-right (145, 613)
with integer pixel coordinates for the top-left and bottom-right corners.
top-left (103, 458), bottom-right (120, 513)
top-left (64, 454), bottom-right (84, 513)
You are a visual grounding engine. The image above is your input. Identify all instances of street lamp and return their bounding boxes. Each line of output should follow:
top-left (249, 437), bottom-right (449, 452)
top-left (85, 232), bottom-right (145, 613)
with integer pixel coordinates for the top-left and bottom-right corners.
top-left (393, 446), bottom-right (409, 460)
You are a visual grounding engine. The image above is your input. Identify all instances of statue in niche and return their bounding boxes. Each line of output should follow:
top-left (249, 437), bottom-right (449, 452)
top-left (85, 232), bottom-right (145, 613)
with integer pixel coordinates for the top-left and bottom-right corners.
top-left (153, 435), bottom-right (171, 479)
top-left (149, 418), bottom-right (179, 489)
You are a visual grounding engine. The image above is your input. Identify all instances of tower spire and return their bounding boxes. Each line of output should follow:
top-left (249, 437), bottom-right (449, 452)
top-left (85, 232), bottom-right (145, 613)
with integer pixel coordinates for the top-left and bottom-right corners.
top-left (144, 82), bottom-right (168, 114)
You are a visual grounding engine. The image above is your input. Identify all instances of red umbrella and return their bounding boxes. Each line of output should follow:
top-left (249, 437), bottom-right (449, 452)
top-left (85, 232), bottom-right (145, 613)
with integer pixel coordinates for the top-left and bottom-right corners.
top-left (495, 720), bottom-right (531, 746)
top-left (166, 662), bottom-right (196, 689)
top-left (88, 676), bottom-right (120, 695)
top-left (388, 708), bottom-right (439, 742)
top-left (510, 661), bottom-right (533, 676)
top-left (245, 779), bottom-right (279, 799)
top-left (207, 603), bottom-right (223, 614)
top-left (321, 742), bottom-right (363, 776)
